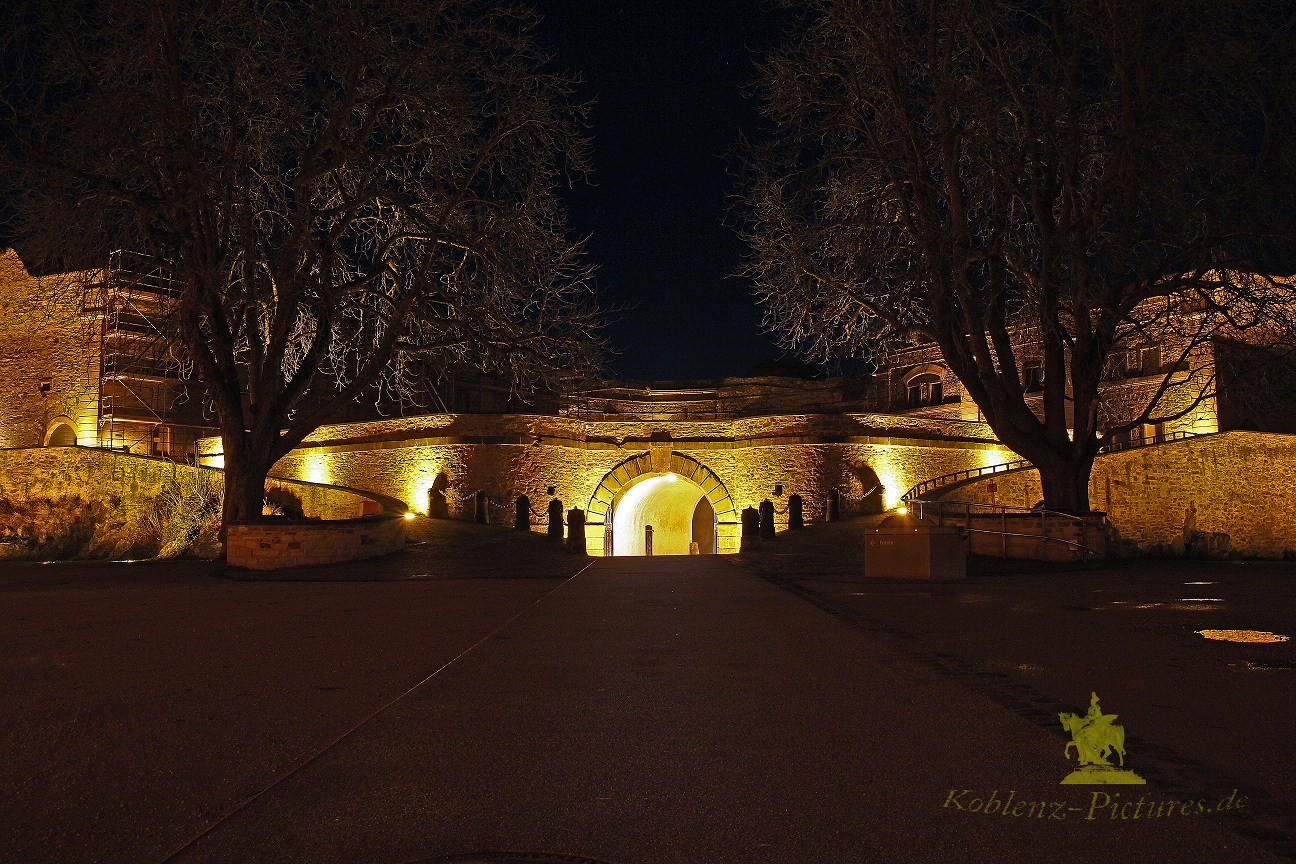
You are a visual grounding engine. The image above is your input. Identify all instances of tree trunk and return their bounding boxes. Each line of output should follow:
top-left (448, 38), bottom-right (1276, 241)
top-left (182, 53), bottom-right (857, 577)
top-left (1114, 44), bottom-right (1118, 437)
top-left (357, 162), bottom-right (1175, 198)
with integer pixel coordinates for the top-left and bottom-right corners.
top-left (1033, 455), bottom-right (1095, 514)
top-left (218, 445), bottom-right (275, 558)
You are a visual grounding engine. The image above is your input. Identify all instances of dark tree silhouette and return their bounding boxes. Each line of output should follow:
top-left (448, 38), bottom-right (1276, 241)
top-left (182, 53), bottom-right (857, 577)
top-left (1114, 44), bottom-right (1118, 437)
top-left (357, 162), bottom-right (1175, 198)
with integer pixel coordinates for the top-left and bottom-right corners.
top-left (4, 0), bottom-right (604, 536)
top-left (741, 0), bottom-right (1296, 511)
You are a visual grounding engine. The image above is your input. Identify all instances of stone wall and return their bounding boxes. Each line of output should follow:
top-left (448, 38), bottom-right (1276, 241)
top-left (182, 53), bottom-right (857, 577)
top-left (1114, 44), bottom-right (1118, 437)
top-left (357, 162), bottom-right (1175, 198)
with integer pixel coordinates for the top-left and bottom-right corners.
top-left (0, 447), bottom-right (387, 560)
top-left (0, 251), bottom-right (99, 449)
top-left (225, 515), bottom-right (406, 570)
top-left (936, 431), bottom-right (1296, 558)
top-left (247, 412), bottom-right (1014, 556)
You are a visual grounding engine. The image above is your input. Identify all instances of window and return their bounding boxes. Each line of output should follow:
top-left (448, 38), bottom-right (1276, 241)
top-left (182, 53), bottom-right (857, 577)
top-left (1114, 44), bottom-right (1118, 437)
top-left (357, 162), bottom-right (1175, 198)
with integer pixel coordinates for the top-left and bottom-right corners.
top-left (1139, 347), bottom-right (1162, 374)
top-left (904, 372), bottom-right (944, 407)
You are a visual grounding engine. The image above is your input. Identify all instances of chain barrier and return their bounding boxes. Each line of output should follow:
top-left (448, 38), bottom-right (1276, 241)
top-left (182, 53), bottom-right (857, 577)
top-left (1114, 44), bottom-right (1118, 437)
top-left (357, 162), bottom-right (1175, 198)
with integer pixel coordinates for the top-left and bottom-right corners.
top-left (837, 484), bottom-right (880, 503)
top-left (440, 488), bottom-right (476, 504)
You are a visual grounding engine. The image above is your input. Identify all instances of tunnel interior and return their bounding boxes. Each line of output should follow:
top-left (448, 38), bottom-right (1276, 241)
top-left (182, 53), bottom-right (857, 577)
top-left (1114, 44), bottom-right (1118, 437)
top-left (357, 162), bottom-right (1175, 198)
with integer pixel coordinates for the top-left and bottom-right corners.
top-left (611, 472), bottom-right (718, 555)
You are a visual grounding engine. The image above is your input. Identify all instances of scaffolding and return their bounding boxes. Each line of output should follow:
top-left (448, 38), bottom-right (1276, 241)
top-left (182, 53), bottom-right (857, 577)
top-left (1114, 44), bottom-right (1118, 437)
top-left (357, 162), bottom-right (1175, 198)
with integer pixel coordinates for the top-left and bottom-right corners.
top-left (92, 252), bottom-right (216, 461)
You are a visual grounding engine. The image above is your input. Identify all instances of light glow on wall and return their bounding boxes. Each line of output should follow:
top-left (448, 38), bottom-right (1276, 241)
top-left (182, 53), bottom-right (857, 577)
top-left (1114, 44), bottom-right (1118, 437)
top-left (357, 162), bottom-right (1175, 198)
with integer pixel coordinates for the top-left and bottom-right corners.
top-left (407, 458), bottom-right (448, 514)
top-left (304, 456), bottom-right (329, 486)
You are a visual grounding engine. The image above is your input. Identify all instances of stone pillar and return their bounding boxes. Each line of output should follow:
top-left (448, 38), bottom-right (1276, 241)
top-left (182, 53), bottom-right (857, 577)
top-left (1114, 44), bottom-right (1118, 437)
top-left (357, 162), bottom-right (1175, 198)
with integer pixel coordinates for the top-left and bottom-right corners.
top-left (759, 499), bottom-right (776, 540)
top-left (566, 507), bottom-right (586, 555)
top-left (474, 491), bottom-right (488, 524)
top-left (740, 506), bottom-right (761, 551)
top-left (827, 488), bottom-right (840, 522)
top-left (515, 495), bottom-right (530, 531)
top-left (645, 524), bottom-right (654, 556)
top-left (547, 498), bottom-right (564, 541)
top-left (788, 493), bottom-right (804, 530)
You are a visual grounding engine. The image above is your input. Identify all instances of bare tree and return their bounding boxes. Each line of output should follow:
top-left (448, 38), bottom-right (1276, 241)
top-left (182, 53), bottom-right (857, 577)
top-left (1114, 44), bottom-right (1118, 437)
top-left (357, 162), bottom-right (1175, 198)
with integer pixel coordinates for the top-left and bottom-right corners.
top-left (3, 0), bottom-right (604, 534)
top-left (741, 0), bottom-right (1296, 511)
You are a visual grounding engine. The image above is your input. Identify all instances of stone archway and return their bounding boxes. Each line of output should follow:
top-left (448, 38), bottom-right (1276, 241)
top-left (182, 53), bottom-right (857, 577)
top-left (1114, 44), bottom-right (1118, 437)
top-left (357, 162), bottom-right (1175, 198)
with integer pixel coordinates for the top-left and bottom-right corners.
top-left (44, 420), bottom-right (77, 447)
top-left (586, 451), bottom-right (739, 555)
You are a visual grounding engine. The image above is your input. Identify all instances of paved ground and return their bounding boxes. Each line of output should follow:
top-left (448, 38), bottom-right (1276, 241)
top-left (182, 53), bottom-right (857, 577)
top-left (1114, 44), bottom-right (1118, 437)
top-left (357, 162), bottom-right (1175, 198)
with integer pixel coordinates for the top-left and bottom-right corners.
top-left (2, 518), bottom-right (1291, 863)
top-left (0, 520), bottom-right (588, 863)
top-left (742, 520), bottom-right (1296, 858)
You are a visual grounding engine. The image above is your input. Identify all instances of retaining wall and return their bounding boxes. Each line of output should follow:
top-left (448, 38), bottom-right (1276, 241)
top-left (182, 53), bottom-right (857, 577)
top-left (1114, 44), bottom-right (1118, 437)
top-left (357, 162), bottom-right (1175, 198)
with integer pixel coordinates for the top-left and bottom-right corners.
top-left (936, 431), bottom-right (1296, 558)
top-left (225, 515), bottom-right (406, 570)
top-left (0, 447), bottom-right (389, 560)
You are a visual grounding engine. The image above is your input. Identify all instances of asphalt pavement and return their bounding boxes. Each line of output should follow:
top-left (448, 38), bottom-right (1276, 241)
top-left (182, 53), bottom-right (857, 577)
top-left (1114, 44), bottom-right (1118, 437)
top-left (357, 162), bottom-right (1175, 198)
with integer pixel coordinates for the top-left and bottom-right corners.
top-left (4, 519), bottom-right (1289, 863)
top-left (160, 554), bottom-right (1279, 864)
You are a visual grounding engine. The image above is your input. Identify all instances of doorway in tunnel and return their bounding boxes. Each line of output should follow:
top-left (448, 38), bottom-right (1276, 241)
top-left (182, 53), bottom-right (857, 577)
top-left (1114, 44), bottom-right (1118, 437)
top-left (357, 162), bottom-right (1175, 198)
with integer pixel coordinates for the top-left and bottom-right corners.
top-left (611, 472), bottom-right (718, 556)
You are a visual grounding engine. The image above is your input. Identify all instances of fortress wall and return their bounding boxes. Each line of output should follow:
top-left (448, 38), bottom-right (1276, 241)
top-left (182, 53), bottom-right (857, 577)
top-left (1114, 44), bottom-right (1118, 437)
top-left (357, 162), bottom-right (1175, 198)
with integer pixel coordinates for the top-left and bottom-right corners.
top-left (0, 252), bottom-right (98, 449)
top-left (940, 431), bottom-right (1296, 558)
top-left (270, 429), bottom-right (1008, 539)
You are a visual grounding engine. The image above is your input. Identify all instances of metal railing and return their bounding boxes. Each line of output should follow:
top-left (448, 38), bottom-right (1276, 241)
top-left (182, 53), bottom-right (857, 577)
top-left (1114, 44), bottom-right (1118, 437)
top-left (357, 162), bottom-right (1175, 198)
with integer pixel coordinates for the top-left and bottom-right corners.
top-left (911, 499), bottom-right (1104, 558)
top-left (901, 427), bottom-right (1209, 502)
top-left (1099, 427), bottom-right (1202, 454)
top-left (902, 459), bottom-right (1031, 502)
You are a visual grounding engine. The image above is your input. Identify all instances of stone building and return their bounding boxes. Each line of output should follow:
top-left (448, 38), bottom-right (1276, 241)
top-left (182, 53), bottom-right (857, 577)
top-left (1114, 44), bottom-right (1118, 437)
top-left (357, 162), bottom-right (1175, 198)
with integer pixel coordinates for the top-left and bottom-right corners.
top-left (0, 250), bottom-right (549, 461)
top-left (0, 250), bottom-right (216, 459)
top-left (0, 251), bottom-right (100, 451)
top-left (10, 245), bottom-right (1296, 557)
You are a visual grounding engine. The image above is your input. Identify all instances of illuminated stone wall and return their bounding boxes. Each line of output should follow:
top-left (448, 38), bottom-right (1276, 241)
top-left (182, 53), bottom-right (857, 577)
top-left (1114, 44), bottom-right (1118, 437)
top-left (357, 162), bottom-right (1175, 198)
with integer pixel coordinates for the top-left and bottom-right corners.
top-left (0, 251), bottom-right (99, 449)
top-left (247, 411), bottom-right (1014, 555)
top-left (939, 431), bottom-right (1296, 558)
top-left (0, 447), bottom-right (384, 559)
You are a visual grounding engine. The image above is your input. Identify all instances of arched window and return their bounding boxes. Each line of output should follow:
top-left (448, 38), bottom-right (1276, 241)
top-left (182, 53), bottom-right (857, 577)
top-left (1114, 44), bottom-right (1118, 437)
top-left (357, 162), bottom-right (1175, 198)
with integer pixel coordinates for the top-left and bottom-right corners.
top-left (905, 372), bottom-right (944, 407)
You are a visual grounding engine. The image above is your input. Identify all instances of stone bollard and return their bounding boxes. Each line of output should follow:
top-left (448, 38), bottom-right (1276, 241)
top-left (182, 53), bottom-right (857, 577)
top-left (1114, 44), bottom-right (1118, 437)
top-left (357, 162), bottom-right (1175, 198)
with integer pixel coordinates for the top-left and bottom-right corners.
top-left (548, 498), bottom-right (564, 541)
top-left (515, 495), bottom-right (530, 531)
top-left (788, 493), bottom-right (804, 530)
top-left (759, 499), bottom-right (776, 540)
top-left (474, 491), bottom-right (488, 524)
top-left (645, 524), bottom-right (654, 556)
top-left (566, 508), bottom-right (587, 555)
top-left (827, 488), bottom-right (840, 522)
top-left (740, 506), bottom-right (761, 551)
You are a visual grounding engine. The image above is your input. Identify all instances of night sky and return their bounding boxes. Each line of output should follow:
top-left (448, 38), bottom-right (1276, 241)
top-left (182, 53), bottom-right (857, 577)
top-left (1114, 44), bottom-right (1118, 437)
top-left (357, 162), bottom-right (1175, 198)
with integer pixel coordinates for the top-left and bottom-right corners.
top-left (534, 0), bottom-right (791, 382)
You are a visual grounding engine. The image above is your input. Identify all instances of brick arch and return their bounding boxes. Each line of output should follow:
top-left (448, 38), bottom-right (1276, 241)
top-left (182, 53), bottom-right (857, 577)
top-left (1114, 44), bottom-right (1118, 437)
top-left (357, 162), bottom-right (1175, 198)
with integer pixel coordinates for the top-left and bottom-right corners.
top-left (586, 451), bottom-right (738, 525)
top-left (903, 362), bottom-right (947, 385)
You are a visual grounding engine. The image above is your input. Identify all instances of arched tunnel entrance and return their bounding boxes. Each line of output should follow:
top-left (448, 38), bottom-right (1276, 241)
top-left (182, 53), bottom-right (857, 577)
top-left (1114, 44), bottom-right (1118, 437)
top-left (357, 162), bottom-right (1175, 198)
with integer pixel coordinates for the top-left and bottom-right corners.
top-left (611, 473), bottom-right (715, 556)
top-left (587, 451), bottom-right (738, 556)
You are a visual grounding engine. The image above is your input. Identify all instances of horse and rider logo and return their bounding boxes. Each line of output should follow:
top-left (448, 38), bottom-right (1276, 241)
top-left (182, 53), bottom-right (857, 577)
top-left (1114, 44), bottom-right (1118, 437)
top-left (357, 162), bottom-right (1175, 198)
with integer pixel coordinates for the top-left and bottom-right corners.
top-left (1059, 692), bottom-right (1146, 784)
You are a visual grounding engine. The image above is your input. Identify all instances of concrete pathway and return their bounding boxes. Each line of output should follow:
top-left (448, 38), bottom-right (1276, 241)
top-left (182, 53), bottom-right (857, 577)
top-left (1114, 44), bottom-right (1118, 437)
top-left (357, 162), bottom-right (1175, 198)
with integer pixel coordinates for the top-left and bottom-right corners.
top-left (169, 556), bottom-right (1278, 864)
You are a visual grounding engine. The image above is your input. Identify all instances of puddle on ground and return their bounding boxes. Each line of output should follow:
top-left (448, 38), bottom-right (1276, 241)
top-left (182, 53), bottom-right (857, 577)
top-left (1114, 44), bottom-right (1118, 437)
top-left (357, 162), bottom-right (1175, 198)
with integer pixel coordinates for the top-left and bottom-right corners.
top-left (1107, 600), bottom-right (1224, 611)
top-left (1197, 629), bottom-right (1290, 644)
top-left (1185, 581), bottom-right (1216, 585)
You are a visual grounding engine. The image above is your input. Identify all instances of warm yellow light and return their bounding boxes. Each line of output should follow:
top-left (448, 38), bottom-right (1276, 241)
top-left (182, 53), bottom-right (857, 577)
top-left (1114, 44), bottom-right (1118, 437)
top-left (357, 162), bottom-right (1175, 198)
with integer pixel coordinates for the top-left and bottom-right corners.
top-left (613, 473), bottom-right (707, 556)
top-left (896, 504), bottom-right (909, 516)
top-left (1197, 629), bottom-right (1289, 643)
top-left (403, 512), bottom-right (416, 521)
top-left (304, 457), bottom-right (328, 485)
